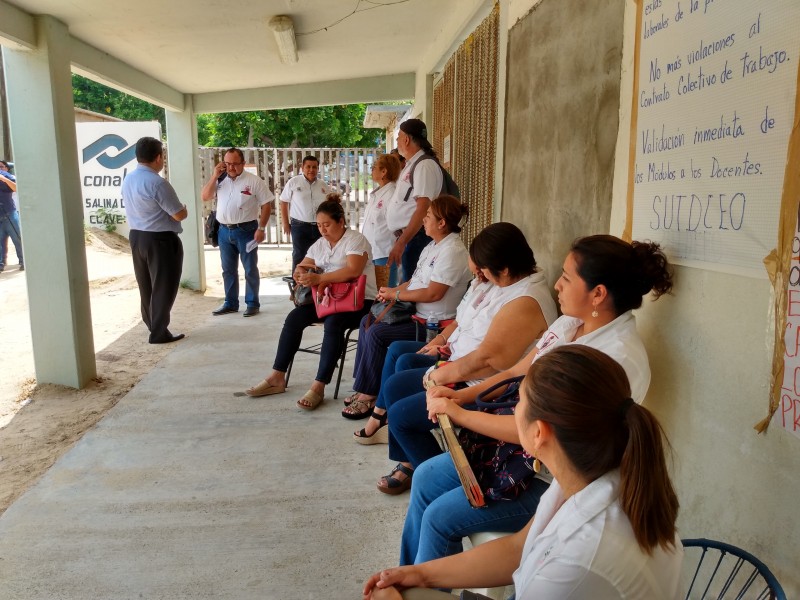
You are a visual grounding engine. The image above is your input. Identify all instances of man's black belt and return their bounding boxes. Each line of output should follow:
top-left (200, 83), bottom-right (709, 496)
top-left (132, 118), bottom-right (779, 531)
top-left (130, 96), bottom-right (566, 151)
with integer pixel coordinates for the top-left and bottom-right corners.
top-left (290, 218), bottom-right (317, 226)
top-left (220, 220), bottom-right (257, 229)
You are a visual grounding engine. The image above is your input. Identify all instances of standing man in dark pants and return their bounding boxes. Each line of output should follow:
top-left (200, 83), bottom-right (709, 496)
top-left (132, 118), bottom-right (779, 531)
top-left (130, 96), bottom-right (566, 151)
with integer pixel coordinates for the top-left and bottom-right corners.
top-left (201, 148), bottom-right (273, 317)
top-left (122, 137), bottom-right (188, 344)
top-left (385, 119), bottom-right (442, 282)
top-left (279, 155), bottom-right (328, 275)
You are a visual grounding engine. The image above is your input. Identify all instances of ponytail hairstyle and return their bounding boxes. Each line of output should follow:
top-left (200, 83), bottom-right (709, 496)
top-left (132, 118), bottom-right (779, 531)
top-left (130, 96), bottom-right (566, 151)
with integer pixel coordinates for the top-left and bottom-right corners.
top-left (570, 235), bottom-right (673, 315)
top-left (523, 345), bottom-right (679, 553)
top-left (431, 194), bottom-right (469, 234)
top-left (316, 198), bottom-right (345, 224)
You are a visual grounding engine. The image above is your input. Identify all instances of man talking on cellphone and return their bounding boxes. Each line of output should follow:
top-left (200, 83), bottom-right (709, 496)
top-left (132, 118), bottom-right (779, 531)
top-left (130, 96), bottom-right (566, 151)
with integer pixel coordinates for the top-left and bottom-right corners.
top-left (202, 147), bottom-right (273, 317)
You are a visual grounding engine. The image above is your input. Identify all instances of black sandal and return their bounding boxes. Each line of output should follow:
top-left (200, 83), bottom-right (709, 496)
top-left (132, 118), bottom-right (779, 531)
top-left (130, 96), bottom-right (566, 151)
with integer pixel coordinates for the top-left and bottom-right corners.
top-left (341, 396), bottom-right (376, 420)
top-left (353, 411), bottom-right (388, 445)
top-left (377, 463), bottom-right (414, 495)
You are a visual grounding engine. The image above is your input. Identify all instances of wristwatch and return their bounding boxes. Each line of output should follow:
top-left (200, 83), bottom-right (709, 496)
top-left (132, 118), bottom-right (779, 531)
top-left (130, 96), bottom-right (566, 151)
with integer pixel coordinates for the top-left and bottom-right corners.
top-left (258, 226), bottom-right (266, 231)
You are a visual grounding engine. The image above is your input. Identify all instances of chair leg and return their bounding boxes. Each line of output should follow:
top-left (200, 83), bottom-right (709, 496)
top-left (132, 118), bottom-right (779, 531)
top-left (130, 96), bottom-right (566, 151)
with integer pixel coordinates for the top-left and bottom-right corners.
top-left (333, 327), bottom-right (357, 400)
top-left (285, 360), bottom-right (293, 388)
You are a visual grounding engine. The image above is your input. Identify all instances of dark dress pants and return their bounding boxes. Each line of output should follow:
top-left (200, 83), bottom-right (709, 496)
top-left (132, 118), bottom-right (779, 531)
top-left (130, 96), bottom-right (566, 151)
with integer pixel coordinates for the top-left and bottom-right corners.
top-left (129, 229), bottom-right (183, 342)
top-left (290, 219), bottom-right (322, 274)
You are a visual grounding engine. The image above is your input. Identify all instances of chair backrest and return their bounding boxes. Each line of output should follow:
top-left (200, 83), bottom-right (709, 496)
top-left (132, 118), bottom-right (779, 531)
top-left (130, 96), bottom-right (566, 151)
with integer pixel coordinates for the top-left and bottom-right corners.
top-left (682, 538), bottom-right (786, 600)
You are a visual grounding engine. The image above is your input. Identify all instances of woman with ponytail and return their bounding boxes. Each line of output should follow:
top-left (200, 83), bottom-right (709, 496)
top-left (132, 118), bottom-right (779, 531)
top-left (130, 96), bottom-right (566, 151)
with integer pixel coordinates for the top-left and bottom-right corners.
top-left (395, 234), bottom-right (673, 567)
top-left (363, 345), bottom-right (682, 599)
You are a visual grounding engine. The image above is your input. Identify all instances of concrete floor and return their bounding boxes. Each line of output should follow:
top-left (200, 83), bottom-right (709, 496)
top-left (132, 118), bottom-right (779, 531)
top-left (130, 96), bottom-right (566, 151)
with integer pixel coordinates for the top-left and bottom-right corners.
top-left (0, 275), bottom-right (408, 600)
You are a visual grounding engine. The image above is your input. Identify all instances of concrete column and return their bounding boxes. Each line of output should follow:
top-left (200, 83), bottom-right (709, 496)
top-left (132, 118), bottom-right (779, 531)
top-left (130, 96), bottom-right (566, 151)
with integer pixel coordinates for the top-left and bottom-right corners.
top-left (2, 16), bottom-right (96, 387)
top-left (165, 96), bottom-right (205, 291)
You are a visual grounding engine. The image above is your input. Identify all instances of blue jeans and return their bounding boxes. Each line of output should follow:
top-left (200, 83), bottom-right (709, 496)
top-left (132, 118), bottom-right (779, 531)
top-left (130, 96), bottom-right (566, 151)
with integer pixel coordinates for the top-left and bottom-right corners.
top-left (290, 219), bottom-right (321, 275)
top-left (400, 453), bottom-right (550, 565)
top-left (218, 221), bottom-right (260, 309)
top-left (0, 209), bottom-right (23, 268)
top-left (401, 228), bottom-right (432, 283)
top-left (375, 340), bottom-right (434, 411)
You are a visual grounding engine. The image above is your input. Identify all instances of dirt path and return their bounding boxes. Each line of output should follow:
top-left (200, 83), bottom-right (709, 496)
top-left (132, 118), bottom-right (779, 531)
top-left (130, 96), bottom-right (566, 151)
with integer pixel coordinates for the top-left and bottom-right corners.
top-left (0, 230), bottom-right (290, 514)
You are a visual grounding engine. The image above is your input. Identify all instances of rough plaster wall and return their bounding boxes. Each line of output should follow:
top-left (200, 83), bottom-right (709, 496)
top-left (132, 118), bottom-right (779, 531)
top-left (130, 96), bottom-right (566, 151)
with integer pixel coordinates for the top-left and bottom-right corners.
top-left (502, 0), bottom-right (624, 287)
top-left (607, 2), bottom-right (800, 594)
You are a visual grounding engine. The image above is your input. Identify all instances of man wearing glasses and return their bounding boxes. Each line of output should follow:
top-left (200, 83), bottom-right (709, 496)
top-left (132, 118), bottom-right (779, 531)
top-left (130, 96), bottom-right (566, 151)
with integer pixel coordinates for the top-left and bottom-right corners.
top-left (202, 147), bottom-right (273, 317)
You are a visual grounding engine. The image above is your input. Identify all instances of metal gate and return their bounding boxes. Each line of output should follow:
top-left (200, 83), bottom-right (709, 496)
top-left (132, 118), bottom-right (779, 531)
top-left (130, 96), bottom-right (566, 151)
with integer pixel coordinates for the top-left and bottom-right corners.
top-left (198, 147), bottom-right (381, 245)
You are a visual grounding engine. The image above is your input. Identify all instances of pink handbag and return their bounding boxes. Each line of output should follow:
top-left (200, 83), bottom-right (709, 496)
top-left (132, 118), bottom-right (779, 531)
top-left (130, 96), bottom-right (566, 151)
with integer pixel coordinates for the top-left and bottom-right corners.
top-left (312, 274), bottom-right (367, 319)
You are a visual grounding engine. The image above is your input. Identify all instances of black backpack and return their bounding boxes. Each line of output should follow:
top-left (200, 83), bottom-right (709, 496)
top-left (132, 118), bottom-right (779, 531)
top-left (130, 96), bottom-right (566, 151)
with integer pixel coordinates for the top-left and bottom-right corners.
top-left (403, 154), bottom-right (460, 201)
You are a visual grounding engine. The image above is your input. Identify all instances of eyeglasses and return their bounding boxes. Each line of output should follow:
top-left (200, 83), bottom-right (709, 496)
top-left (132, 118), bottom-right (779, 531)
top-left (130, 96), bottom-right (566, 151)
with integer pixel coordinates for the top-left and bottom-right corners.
top-left (224, 162), bottom-right (243, 167)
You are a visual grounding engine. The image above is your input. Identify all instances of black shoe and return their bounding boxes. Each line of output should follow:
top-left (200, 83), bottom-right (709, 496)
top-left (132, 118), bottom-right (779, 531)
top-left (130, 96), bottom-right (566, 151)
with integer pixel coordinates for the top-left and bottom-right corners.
top-left (243, 307), bottom-right (260, 317)
top-left (149, 333), bottom-right (185, 344)
top-left (212, 305), bottom-right (238, 316)
top-left (18, 264), bottom-right (24, 271)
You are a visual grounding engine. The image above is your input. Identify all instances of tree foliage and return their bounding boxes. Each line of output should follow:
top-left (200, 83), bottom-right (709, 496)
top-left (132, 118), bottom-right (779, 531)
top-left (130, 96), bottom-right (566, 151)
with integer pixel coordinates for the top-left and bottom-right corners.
top-left (72, 75), bottom-right (383, 148)
top-left (72, 74), bottom-right (166, 131)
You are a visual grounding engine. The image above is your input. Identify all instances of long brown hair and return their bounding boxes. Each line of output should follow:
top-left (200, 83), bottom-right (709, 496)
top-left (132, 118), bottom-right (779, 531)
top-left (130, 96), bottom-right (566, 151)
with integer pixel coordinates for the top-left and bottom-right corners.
top-left (523, 345), bottom-right (679, 553)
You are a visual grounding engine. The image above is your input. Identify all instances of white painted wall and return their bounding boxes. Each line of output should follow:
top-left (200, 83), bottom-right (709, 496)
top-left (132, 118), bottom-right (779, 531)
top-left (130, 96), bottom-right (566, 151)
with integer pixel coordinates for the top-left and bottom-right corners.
top-left (611, 1), bottom-right (799, 594)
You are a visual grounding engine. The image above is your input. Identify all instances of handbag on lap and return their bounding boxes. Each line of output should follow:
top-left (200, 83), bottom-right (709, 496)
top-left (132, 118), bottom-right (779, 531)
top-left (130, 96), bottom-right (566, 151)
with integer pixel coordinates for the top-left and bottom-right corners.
top-left (312, 274), bottom-right (367, 318)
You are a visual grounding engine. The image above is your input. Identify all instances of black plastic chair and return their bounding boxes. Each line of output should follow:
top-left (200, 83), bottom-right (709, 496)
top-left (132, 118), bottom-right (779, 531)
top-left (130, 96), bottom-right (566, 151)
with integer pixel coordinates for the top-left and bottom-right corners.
top-left (682, 538), bottom-right (786, 600)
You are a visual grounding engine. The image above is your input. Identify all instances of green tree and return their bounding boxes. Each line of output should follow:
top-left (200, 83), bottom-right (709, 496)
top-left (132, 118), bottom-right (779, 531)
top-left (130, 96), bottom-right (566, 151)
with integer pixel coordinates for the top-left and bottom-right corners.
top-left (197, 105), bottom-right (383, 148)
top-left (73, 75), bottom-right (385, 148)
top-left (72, 74), bottom-right (166, 131)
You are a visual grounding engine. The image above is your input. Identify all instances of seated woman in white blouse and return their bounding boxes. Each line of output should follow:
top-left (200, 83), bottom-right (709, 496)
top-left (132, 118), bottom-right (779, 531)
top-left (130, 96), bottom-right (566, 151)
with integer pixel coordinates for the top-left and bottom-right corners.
top-left (342, 195), bottom-right (473, 419)
top-left (362, 344), bottom-right (683, 600)
top-left (245, 197), bottom-right (376, 411)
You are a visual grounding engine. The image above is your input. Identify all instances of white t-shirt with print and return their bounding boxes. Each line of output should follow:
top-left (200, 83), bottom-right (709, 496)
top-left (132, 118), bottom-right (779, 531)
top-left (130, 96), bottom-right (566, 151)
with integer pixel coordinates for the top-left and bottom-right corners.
top-left (384, 150), bottom-right (443, 232)
top-left (215, 170), bottom-right (273, 225)
top-left (305, 228), bottom-right (377, 298)
top-left (406, 233), bottom-right (472, 320)
top-left (279, 174), bottom-right (329, 223)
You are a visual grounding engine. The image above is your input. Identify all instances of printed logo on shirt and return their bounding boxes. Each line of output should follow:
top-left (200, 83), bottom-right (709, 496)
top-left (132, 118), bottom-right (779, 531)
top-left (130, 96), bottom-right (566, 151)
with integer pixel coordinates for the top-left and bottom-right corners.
top-left (538, 331), bottom-right (560, 353)
top-left (242, 185), bottom-right (252, 195)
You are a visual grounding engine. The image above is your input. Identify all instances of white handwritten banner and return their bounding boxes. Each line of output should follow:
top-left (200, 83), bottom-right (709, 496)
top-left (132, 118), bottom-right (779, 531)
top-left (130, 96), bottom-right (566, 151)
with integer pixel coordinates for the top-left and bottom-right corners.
top-left (631, 0), bottom-right (800, 277)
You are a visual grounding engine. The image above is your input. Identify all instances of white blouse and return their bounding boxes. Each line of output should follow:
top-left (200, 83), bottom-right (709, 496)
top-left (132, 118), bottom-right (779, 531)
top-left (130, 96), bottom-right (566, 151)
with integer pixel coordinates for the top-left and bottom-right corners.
top-left (513, 470), bottom-right (683, 599)
top-left (361, 182), bottom-right (396, 261)
top-left (407, 233), bottom-right (472, 320)
top-left (305, 228), bottom-right (377, 298)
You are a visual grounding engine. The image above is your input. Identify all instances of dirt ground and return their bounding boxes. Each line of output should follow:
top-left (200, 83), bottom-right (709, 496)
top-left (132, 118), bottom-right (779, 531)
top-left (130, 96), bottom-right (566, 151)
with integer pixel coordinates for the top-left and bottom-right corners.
top-left (0, 230), bottom-right (291, 514)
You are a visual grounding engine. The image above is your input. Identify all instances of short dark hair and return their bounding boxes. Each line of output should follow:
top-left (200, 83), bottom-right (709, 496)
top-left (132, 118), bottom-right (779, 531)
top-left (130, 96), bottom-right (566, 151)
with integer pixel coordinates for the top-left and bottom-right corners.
top-left (224, 148), bottom-right (244, 162)
top-left (469, 222), bottom-right (536, 279)
top-left (135, 137), bottom-right (163, 163)
top-left (302, 155), bottom-right (319, 166)
top-left (570, 235), bottom-right (673, 315)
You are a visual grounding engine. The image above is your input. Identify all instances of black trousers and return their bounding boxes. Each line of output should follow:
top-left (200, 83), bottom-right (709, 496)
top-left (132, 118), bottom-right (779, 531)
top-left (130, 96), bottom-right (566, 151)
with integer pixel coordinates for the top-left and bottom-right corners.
top-left (290, 219), bottom-right (322, 274)
top-left (129, 230), bottom-right (183, 342)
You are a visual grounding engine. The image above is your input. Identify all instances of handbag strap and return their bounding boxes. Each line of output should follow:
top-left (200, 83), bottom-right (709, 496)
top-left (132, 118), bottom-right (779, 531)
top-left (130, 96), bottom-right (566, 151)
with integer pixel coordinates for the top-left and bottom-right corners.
top-left (365, 299), bottom-right (396, 330)
top-left (474, 375), bottom-right (525, 410)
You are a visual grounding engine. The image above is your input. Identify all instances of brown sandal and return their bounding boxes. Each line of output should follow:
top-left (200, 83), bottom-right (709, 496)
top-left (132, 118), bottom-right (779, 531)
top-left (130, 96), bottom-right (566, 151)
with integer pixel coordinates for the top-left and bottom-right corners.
top-left (297, 389), bottom-right (323, 411)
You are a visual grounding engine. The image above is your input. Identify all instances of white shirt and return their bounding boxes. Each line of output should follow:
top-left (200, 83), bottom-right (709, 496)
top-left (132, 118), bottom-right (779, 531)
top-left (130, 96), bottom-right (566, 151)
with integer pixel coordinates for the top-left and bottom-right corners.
top-left (448, 272), bottom-right (557, 362)
top-left (535, 311), bottom-right (650, 403)
top-left (406, 233), bottom-right (472, 320)
top-left (280, 174), bottom-right (329, 222)
top-left (513, 471), bottom-right (683, 600)
top-left (214, 170), bottom-right (273, 225)
top-left (361, 182), bottom-right (396, 260)
top-left (384, 150), bottom-right (443, 232)
top-left (305, 228), bottom-right (377, 299)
